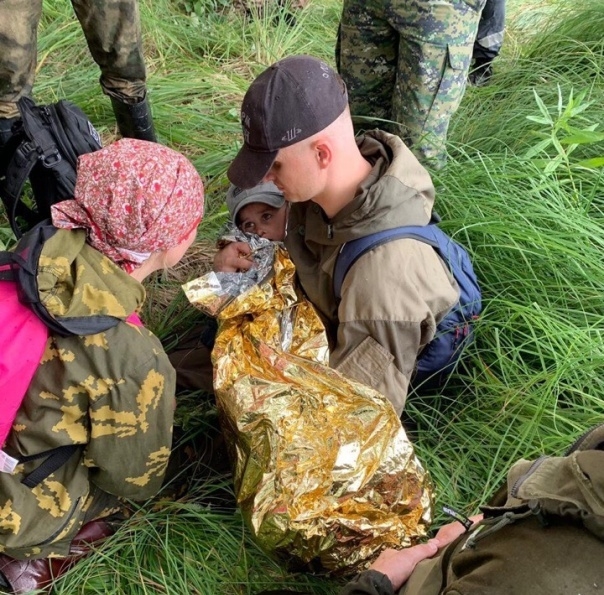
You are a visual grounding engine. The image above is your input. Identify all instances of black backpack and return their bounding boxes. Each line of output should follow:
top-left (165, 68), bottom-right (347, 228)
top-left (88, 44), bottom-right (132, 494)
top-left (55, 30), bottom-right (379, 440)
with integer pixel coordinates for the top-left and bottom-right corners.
top-left (0, 96), bottom-right (102, 237)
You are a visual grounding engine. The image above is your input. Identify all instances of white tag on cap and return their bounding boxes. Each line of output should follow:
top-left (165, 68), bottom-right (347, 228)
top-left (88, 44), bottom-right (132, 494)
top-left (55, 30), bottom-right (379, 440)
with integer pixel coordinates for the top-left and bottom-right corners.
top-left (0, 449), bottom-right (18, 474)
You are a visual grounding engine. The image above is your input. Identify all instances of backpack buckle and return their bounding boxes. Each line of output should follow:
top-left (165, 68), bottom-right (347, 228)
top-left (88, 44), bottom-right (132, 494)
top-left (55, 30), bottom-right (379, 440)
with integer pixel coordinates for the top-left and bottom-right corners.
top-left (15, 140), bottom-right (34, 163)
top-left (39, 148), bottom-right (62, 168)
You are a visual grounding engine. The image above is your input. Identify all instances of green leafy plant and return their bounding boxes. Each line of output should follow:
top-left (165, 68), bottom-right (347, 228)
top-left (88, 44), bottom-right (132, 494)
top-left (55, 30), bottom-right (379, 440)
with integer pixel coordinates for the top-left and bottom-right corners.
top-left (525, 86), bottom-right (604, 173)
top-left (179, 0), bottom-right (231, 21)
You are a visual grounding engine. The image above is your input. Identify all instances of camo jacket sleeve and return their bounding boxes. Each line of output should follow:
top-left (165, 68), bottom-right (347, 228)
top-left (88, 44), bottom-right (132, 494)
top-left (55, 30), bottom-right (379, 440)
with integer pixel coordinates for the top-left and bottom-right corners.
top-left (84, 322), bottom-right (176, 499)
top-left (0, 320), bottom-right (175, 559)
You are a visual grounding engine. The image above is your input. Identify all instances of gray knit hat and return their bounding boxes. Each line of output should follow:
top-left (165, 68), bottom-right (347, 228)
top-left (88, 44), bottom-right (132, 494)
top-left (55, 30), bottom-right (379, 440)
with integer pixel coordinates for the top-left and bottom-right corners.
top-left (226, 182), bottom-right (285, 223)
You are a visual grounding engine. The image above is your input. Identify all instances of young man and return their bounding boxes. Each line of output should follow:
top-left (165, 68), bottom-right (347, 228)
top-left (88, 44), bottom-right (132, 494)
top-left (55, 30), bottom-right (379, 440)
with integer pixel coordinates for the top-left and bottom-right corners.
top-left (221, 55), bottom-right (459, 416)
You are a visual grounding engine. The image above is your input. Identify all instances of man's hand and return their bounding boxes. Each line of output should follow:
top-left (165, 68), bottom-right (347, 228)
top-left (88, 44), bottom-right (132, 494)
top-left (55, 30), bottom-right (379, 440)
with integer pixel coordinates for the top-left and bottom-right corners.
top-left (213, 242), bottom-right (254, 272)
top-left (433, 514), bottom-right (483, 548)
top-left (369, 541), bottom-right (439, 591)
top-left (368, 515), bottom-right (483, 591)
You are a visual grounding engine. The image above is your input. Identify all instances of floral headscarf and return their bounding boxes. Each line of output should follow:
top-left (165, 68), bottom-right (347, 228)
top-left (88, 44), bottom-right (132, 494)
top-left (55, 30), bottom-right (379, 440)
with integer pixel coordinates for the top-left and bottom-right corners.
top-left (51, 138), bottom-right (204, 272)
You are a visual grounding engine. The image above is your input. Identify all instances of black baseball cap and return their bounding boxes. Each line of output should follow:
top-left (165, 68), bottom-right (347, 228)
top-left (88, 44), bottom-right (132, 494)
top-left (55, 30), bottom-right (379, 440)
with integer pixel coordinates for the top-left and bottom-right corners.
top-left (227, 55), bottom-right (348, 189)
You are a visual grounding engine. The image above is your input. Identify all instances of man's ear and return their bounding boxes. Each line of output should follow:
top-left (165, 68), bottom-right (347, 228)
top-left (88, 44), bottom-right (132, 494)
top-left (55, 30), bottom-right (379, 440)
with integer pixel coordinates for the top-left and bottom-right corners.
top-left (313, 140), bottom-right (332, 169)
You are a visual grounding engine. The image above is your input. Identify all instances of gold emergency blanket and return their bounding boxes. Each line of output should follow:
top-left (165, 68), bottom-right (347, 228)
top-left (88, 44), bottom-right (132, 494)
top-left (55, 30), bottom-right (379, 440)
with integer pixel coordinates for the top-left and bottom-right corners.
top-left (183, 243), bottom-right (433, 573)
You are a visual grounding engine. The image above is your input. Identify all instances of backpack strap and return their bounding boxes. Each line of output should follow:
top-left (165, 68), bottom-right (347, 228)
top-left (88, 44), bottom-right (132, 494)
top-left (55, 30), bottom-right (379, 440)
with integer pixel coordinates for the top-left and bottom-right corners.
top-left (18, 97), bottom-right (78, 202)
top-left (1, 98), bottom-right (79, 236)
top-left (9, 221), bottom-right (124, 337)
top-left (0, 134), bottom-right (41, 236)
top-left (19, 445), bottom-right (81, 488)
top-left (0, 251), bottom-right (17, 281)
top-left (333, 214), bottom-right (441, 301)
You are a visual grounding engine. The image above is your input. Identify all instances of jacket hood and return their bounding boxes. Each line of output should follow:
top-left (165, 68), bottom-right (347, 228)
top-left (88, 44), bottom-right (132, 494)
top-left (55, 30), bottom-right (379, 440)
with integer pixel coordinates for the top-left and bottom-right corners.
top-left (502, 423), bottom-right (604, 541)
top-left (300, 130), bottom-right (435, 247)
top-left (37, 228), bottom-right (145, 325)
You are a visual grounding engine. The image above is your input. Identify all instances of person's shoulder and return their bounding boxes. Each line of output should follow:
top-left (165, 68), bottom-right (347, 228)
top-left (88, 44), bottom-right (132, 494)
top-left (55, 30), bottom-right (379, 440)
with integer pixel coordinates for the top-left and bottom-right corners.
top-left (342, 240), bottom-right (458, 311)
top-left (350, 237), bottom-right (450, 280)
top-left (54, 319), bottom-right (170, 376)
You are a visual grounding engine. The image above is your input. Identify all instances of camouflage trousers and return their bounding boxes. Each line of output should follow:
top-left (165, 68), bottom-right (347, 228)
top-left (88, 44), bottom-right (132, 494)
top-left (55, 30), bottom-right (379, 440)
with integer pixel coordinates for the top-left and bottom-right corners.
top-left (473, 0), bottom-right (506, 61)
top-left (336, 0), bottom-right (486, 169)
top-left (0, 0), bottom-right (147, 119)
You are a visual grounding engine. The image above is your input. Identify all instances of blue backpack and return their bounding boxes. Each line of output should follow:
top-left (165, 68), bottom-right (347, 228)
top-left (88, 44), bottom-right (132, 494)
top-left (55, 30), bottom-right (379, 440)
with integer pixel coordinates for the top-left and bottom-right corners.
top-left (333, 216), bottom-right (482, 391)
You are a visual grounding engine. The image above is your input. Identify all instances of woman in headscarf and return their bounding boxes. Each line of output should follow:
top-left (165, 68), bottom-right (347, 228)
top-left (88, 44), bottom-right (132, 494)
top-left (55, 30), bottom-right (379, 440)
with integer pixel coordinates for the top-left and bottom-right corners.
top-left (0, 138), bottom-right (204, 594)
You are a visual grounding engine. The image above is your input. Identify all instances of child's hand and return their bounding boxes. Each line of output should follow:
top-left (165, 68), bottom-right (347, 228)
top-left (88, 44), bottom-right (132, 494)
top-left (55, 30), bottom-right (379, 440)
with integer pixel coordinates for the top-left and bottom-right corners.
top-left (213, 242), bottom-right (254, 272)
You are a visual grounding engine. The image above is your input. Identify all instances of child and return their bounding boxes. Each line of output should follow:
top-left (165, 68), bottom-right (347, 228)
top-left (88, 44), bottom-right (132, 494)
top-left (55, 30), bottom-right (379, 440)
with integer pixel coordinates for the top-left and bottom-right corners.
top-left (168, 182), bottom-right (286, 391)
top-left (226, 181), bottom-right (287, 241)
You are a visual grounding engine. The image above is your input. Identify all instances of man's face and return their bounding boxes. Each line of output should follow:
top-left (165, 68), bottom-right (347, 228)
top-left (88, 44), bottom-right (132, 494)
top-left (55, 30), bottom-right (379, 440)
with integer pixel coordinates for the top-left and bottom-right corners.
top-left (263, 142), bottom-right (323, 203)
top-left (236, 202), bottom-right (287, 241)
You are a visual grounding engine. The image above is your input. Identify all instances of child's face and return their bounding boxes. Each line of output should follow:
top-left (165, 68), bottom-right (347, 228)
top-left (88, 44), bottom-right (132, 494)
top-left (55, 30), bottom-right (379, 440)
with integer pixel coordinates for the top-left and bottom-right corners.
top-left (237, 202), bottom-right (287, 241)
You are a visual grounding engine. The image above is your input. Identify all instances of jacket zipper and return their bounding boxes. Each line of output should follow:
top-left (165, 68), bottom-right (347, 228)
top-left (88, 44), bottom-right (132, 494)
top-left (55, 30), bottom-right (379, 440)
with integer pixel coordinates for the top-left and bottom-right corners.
top-left (564, 422), bottom-right (604, 455)
top-left (510, 455), bottom-right (547, 499)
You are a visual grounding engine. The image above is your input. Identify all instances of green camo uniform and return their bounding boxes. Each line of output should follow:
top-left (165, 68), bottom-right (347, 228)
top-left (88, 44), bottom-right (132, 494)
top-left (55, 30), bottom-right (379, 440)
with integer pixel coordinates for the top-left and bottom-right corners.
top-left (0, 0), bottom-right (146, 119)
top-left (0, 229), bottom-right (175, 559)
top-left (337, 0), bottom-right (486, 169)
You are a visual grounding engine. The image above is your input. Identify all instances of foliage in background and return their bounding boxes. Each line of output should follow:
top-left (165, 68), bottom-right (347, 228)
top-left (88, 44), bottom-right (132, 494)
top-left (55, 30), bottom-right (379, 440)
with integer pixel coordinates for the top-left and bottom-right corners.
top-left (2, 0), bottom-right (603, 592)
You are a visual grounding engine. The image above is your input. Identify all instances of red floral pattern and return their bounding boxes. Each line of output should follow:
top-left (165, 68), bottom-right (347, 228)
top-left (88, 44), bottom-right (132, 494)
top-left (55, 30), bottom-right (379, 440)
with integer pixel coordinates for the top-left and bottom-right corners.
top-left (51, 139), bottom-right (204, 272)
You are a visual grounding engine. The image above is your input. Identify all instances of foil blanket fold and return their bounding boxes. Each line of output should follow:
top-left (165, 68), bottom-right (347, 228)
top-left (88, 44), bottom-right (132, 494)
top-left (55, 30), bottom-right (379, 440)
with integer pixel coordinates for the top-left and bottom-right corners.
top-left (183, 238), bottom-right (432, 573)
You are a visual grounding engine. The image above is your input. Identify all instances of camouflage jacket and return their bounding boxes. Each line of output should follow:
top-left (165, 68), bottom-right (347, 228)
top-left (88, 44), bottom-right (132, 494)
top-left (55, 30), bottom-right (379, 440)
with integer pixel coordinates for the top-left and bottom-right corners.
top-left (0, 229), bottom-right (175, 559)
top-left (285, 130), bottom-right (459, 415)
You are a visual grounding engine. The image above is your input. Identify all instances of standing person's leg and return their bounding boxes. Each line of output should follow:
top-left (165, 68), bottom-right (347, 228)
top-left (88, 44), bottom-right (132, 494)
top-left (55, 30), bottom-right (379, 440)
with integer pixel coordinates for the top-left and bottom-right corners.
top-left (337, 0), bottom-right (399, 133)
top-left (390, 0), bottom-right (485, 169)
top-left (470, 0), bottom-right (506, 85)
top-left (71, 0), bottom-right (157, 141)
top-left (0, 0), bottom-right (43, 144)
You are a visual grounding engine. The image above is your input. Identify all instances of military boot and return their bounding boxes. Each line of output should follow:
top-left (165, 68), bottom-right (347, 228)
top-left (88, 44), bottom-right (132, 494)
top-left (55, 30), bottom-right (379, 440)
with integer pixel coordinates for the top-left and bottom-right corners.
top-left (110, 95), bottom-right (157, 143)
top-left (0, 518), bottom-right (116, 594)
top-left (468, 57), bottom-right (494, 87)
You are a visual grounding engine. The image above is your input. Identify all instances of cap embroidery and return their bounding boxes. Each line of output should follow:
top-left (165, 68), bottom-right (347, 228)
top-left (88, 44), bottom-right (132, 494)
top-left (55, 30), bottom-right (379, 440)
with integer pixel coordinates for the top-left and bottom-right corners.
top-left (282, 128), bottom-right (302, 142)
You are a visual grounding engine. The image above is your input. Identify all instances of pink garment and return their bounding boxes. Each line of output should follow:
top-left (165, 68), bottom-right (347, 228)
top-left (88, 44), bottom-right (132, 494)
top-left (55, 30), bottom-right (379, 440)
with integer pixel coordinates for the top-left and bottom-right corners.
top-left (0, 279), bottom-right (48, 452)
top-left (51, 138), bottom-right (204, 272)
top-left (0, 282), bottom-right (142, 472)
top-left (126, 312), bottom-right (143, 327)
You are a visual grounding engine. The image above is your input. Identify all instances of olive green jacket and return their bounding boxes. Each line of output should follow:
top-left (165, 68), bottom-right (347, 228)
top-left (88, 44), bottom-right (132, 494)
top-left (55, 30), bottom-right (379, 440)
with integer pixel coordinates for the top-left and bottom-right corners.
top-left (285, 130), bottom-right (459, 415)
top-left (0, 229), bottom-right (175, 559)
top-left (341, 424), bottom-right (604, 595)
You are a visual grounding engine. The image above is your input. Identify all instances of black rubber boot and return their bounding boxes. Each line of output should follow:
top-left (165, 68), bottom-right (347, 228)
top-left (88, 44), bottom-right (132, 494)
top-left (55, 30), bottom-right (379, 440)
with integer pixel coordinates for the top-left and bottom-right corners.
top-left (0, 116), bottom-right (19, 149)
top-left (468, 57), bottom-right (494, 87)
top-left (110, 95), bottom-right (157, 142)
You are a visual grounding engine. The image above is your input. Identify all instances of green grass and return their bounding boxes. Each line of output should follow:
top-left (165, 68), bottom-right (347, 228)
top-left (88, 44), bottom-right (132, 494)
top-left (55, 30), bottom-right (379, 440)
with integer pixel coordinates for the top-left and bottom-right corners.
top-left (4, 0), bottom-right (604, 592)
